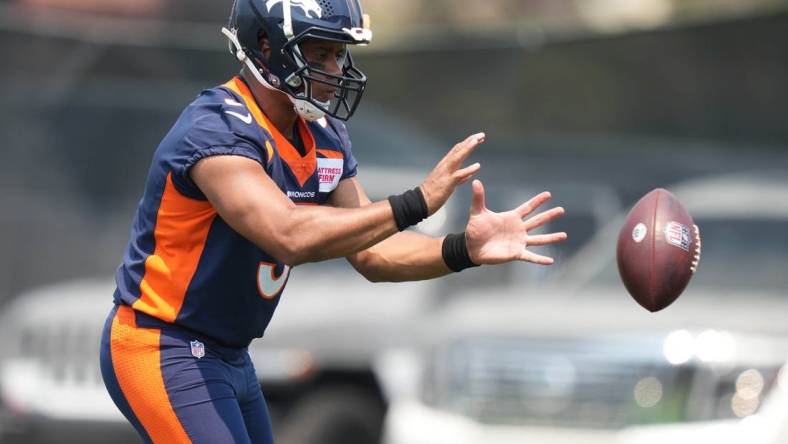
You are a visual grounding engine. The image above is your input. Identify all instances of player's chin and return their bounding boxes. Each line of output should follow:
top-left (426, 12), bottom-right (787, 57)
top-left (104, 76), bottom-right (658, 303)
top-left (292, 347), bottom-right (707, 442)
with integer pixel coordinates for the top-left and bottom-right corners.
top-left (313, 88), bottom-right (337, 104)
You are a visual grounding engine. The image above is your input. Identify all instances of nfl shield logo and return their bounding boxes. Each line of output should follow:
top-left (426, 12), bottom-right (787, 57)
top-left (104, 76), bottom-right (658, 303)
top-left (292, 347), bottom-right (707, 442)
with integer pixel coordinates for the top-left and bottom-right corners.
top-left (190, 340), bottom-right (205, 359)
top-left (664, 221), bottom-right (691, 252)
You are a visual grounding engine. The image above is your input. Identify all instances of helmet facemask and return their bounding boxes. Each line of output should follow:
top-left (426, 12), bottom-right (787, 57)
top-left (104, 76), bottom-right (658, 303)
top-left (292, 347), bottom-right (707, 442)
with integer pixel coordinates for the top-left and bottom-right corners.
top-left (281, 31), bottom-right (366, 121)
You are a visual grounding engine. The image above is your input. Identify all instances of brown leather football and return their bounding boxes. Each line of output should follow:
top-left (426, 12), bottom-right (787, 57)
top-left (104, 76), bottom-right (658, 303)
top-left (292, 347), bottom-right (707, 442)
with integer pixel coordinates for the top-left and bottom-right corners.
top-left (616, 188), bottom-right (701, 312)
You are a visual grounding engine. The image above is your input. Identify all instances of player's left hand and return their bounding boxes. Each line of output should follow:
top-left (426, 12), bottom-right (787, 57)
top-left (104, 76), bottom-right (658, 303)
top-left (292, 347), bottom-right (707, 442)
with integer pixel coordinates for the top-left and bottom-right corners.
top-left (465, 180), bottom-right (568, 265)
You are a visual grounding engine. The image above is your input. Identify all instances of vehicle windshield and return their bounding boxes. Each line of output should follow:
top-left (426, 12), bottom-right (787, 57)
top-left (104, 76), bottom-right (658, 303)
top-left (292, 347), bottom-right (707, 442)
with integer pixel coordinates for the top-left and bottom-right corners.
top-left (588, 217), bottom-right (788, 291)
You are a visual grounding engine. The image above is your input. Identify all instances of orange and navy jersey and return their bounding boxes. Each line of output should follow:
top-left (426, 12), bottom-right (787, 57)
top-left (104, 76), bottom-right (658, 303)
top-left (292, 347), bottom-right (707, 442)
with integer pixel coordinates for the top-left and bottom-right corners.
top-left (113, 77), bottom-right (358, 347)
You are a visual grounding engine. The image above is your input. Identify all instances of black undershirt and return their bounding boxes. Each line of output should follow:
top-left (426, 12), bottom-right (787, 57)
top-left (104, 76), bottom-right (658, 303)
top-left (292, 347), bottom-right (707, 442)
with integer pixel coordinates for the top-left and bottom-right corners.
top-left (288, 124), bottom-right (307, 156)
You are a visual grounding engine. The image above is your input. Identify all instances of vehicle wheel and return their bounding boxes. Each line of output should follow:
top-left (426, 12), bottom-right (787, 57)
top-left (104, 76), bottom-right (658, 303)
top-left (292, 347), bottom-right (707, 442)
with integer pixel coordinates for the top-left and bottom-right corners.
top-left (275, 386), bottom-right (384, 444)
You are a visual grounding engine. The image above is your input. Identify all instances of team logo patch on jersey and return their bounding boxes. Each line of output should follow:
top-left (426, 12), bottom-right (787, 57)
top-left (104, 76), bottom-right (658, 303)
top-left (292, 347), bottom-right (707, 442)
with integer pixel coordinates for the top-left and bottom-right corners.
top-left (190, 340), bottom-right (206, 359)
top-left (317, 158), bottom-right (343, 193)
top-left (266, 0), bottom-right (322, 19)
top-left (664, 221), bottom-right (691, 252)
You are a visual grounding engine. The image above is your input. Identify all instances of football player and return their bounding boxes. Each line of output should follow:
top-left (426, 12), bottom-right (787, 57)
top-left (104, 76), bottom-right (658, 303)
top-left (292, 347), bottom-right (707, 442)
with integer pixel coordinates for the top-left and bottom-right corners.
top-left (99, 0), bottom-right (568, 442)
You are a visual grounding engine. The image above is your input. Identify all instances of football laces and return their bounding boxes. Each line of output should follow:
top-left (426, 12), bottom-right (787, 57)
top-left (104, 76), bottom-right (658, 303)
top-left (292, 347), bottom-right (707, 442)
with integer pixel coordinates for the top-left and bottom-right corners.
top-left (690, 224), bottom-right (702, 273)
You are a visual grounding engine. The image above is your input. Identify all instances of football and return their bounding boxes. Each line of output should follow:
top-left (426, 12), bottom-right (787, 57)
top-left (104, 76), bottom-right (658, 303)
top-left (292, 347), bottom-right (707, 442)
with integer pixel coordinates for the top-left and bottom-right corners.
top-left (616, 188), bottom-right (701, 312)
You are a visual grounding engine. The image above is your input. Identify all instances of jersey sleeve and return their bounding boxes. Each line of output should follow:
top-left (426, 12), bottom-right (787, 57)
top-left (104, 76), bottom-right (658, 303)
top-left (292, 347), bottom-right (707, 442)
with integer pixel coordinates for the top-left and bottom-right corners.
top-left (326, 117), bottom-right (359, 180)
top-left (163, 88), bottom-right (274, 199)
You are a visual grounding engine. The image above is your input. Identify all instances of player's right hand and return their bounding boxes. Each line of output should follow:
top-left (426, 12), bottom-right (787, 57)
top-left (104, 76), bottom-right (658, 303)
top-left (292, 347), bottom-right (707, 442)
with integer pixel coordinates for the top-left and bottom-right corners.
top-left (419, 132), bottom-right (485, 215)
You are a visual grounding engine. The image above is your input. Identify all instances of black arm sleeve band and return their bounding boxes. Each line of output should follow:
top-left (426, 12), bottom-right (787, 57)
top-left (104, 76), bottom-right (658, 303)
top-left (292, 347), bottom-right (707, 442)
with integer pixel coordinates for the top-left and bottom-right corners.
top-left (388, 187), bottom-right (429, 232)
top-left (442, 232), bottom-right (480, 272)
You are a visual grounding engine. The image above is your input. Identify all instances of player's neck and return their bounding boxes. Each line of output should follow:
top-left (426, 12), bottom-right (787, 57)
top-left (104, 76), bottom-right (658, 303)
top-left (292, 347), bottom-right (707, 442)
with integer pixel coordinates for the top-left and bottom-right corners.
top-left (242, 71), bottom-right (299, 140)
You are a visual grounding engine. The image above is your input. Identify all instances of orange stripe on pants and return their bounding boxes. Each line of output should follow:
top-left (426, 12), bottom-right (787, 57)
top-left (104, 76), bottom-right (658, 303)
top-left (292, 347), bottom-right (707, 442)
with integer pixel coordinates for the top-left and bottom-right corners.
top-left (110, 305), bottom-right (192, 444)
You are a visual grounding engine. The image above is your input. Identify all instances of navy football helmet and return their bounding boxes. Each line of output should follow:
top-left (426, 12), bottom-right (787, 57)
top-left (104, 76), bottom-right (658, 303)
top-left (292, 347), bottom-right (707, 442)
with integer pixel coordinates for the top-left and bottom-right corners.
top-left (223, 0), bottom-right (372, 121)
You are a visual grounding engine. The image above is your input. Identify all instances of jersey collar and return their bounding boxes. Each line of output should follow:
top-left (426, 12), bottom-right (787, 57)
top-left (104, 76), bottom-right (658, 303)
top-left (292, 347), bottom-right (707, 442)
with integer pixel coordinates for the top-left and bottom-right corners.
top-left (224, 77), bottom-right (317, 188)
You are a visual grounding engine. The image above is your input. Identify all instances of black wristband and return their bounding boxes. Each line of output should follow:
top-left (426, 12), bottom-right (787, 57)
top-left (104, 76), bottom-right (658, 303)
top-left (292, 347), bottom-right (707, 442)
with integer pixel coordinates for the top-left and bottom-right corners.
top-left (442, 232), bottom-right (480, 272)
top-left (388, 187), bottom-right (429, 231)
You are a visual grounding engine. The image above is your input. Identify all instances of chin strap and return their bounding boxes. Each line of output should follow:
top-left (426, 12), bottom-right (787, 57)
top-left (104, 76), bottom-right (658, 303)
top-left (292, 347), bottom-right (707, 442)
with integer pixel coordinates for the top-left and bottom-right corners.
top-left (293, 99), bottom-right (326, 121)
top-left (222, 27), bottom-right (276, 92)
top-left (222, 26), bottom-right (326, 121)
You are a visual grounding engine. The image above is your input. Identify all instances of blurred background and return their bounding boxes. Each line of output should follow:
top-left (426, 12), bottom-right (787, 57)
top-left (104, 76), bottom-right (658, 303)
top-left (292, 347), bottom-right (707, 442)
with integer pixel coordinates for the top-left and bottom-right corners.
top-left (0, 0), bottom-right (787, 443)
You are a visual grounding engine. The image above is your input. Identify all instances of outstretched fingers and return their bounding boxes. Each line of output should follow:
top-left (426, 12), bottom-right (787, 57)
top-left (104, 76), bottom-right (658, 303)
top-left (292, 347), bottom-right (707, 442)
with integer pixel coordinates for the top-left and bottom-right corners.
top-left (449, 132), bottom-right (486, 167)
top-left (527, 232), bottom-right (568, 246)
top-left (455, 162), bottom-right (481, 184)
top-left (520, 250), bottom-right (555, 265)
top-left (470, 180), bottom-right (486, 215)
top-left (515, 192), bottom-right (552, 218)
top-left (524, 206), bottom-right (565, 231)
top-left (517, 192), bottom-right (567, 264)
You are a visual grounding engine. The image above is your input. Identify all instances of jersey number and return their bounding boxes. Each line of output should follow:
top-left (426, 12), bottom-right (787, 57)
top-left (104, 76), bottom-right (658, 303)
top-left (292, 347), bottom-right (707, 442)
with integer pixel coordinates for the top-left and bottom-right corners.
top-left (257, 262), bottom-right (291, 300)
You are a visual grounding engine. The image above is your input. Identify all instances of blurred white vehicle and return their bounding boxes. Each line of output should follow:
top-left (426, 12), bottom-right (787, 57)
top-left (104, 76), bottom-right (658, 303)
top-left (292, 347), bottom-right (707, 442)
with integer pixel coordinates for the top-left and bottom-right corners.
top-left (0, 280), bottom-right (138, 444)
top-left (378, 172), bottom-right (788, 444)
